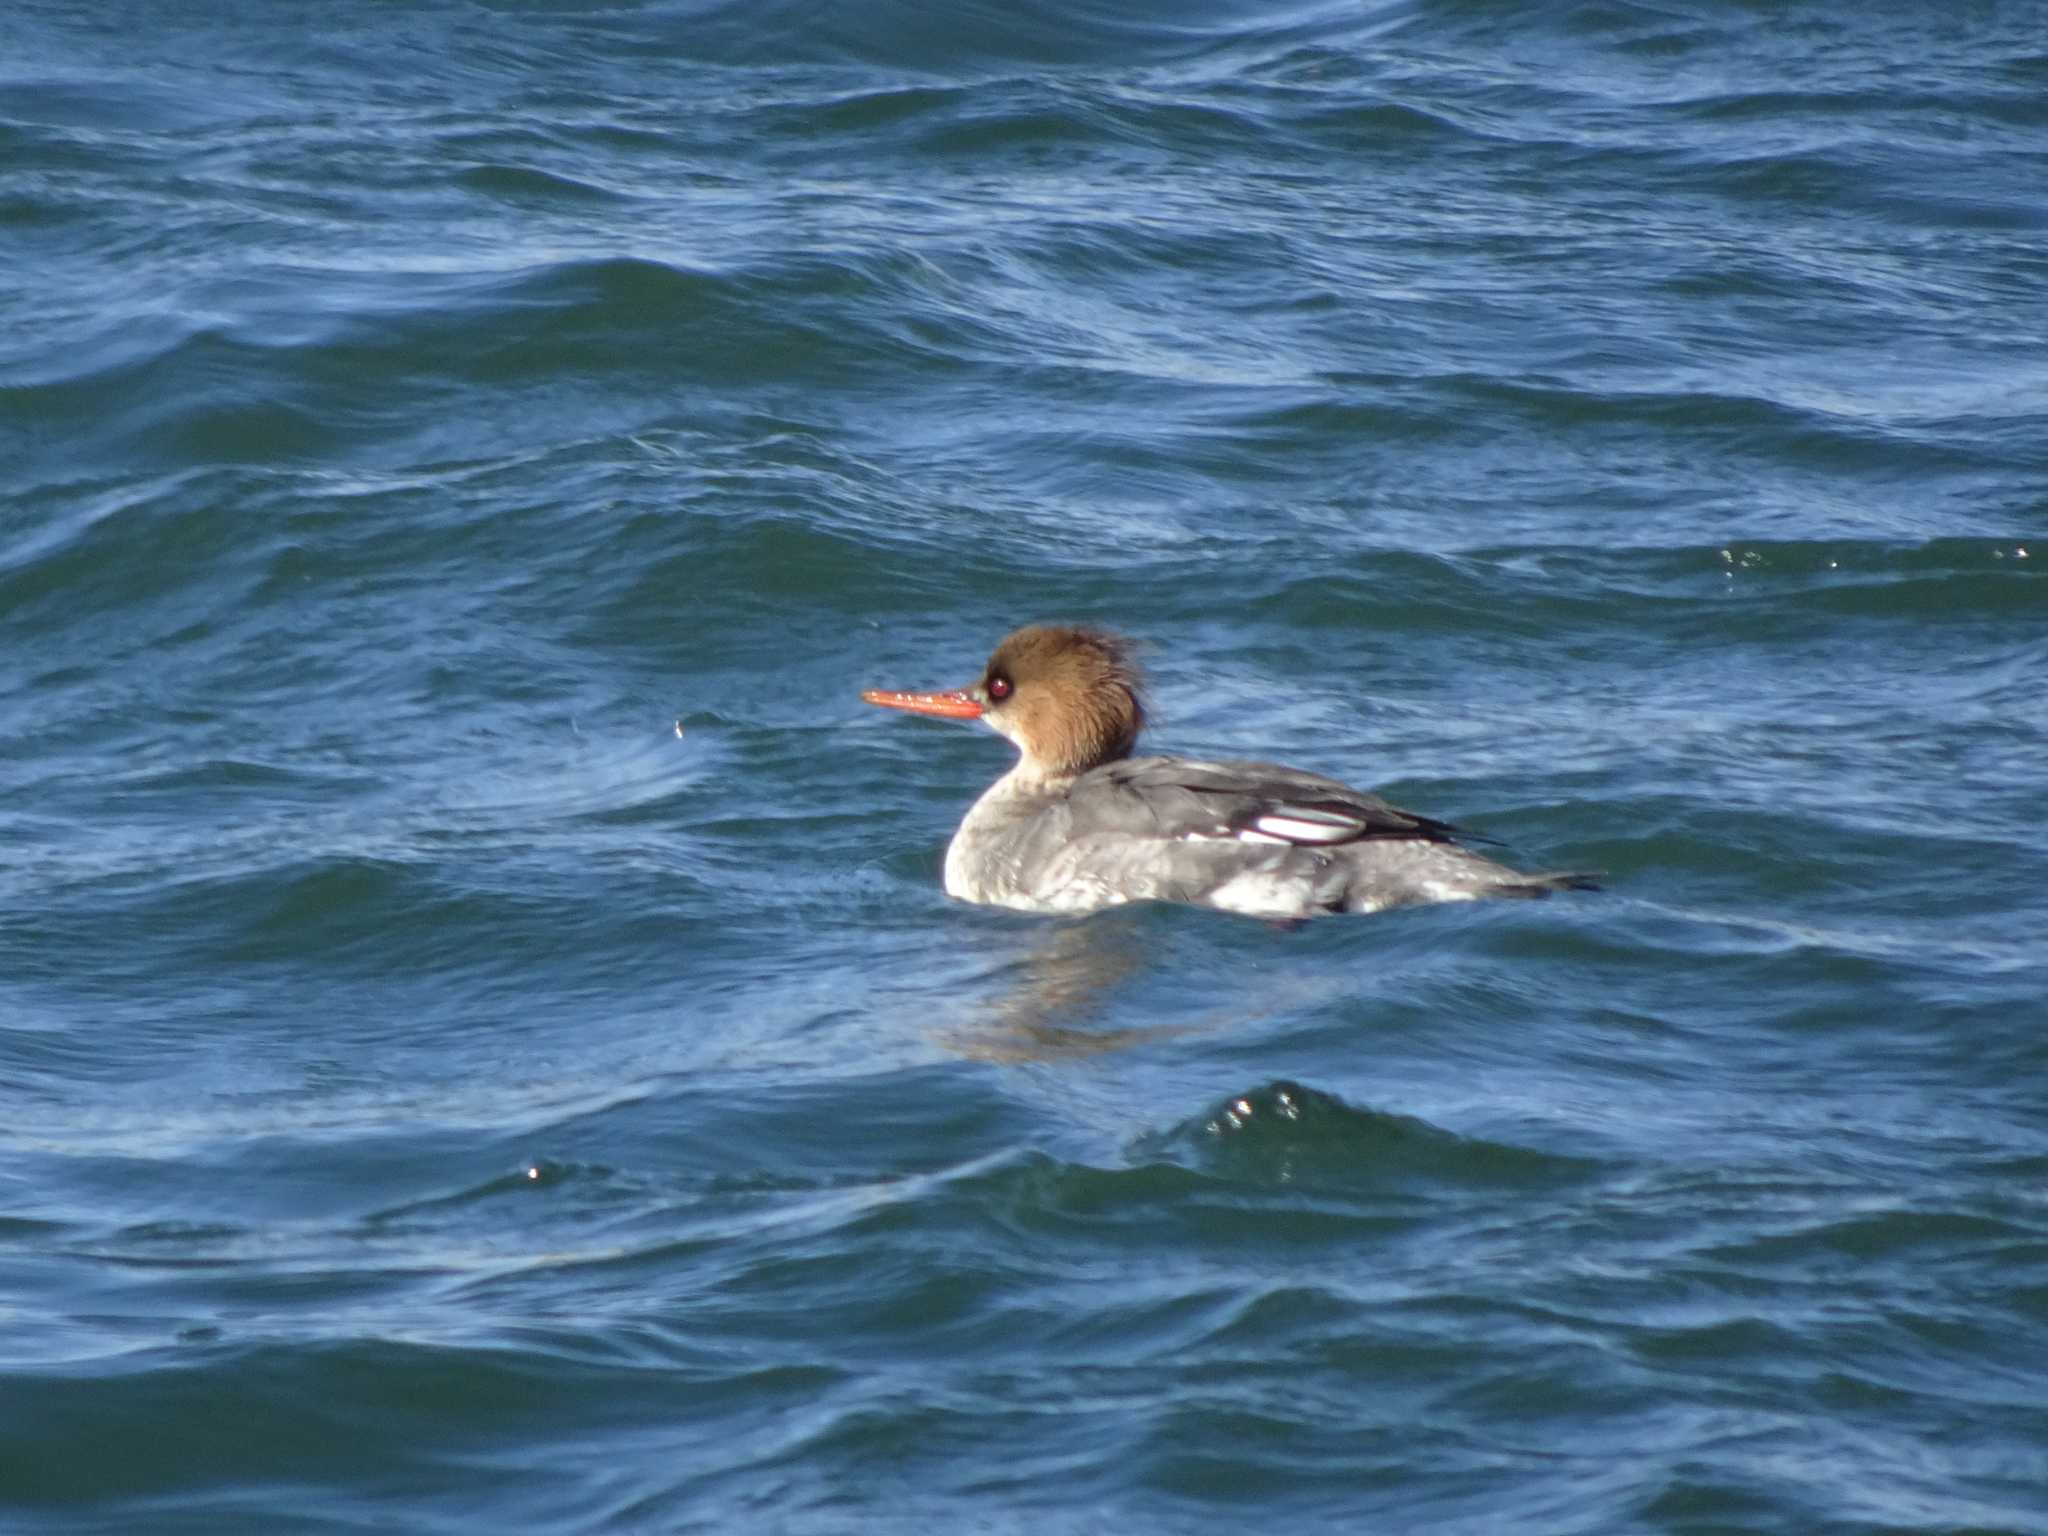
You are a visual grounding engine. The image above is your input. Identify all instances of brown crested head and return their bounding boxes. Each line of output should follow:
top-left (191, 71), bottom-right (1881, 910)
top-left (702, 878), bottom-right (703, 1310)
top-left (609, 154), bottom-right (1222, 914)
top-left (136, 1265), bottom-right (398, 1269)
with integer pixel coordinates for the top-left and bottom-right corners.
top-left (981, 624), bottom-right (1146, 777)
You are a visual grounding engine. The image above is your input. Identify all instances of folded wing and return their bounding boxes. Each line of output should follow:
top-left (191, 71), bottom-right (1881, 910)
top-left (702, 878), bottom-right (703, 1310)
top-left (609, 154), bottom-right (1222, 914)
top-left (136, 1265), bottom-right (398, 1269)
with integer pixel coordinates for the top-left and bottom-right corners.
top-left (1072, 755), bottom-right (1475, 850)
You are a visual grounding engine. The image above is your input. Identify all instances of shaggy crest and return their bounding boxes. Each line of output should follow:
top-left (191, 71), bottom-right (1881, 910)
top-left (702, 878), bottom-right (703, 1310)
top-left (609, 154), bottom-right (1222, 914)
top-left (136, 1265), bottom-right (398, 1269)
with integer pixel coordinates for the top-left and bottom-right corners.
top-left (983, 624), bottom-right (1146, 777)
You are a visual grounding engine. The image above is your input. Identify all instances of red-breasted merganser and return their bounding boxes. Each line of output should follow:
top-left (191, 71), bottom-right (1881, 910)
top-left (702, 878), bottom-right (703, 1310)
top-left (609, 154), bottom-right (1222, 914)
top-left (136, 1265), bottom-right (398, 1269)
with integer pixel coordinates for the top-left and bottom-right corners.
top-left (861, 624), bottom-right (1597, 919)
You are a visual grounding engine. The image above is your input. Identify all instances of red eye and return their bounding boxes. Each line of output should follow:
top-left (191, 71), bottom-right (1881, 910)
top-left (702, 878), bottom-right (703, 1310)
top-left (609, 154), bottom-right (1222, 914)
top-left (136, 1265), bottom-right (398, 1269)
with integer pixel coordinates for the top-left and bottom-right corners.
top-left (987, 674), bottom-right (1013, 701)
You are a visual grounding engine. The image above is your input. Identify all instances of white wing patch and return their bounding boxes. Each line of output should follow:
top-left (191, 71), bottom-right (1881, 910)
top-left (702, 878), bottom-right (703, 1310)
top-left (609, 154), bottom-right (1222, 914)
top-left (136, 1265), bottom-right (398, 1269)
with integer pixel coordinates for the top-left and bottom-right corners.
top-left (1180, 807), bottom-right (1363, 848)
top-left (1249, 810), bottom-right (1359, 845)
top-left (1181, 810), bottom-right (1359, 847)
top-left (1183, 826), bottom-right (1299, 847)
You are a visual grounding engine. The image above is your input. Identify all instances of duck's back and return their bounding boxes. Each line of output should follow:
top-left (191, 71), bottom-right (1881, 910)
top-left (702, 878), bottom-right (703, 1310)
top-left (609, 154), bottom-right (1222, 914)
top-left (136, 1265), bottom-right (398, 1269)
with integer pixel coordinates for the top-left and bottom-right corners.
top-left (948, 754), bottom-right (1587, 918)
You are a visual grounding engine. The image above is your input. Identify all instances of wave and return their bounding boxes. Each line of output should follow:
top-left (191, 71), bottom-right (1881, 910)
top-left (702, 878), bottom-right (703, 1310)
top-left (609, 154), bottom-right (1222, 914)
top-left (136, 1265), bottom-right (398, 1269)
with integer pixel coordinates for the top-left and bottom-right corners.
top-left (1143, 1079), bottom-right (1600, 1193)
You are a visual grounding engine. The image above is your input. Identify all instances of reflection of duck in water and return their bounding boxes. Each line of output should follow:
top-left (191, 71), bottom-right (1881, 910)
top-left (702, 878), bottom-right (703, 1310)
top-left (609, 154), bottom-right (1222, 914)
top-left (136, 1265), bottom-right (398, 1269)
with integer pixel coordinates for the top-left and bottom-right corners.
top-left (945, 911), bottom-right (1351, 1063)
top-left (952, 918), bottom-right (1174, 1063)
top-left (864, 624), bottom-right (1596, 920)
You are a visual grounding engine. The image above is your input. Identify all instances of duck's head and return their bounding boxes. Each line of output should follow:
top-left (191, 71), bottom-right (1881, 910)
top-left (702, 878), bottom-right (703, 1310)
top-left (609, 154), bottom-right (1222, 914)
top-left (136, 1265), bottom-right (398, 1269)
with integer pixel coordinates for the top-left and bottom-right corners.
top-left (862, 623), bottom-right (1146, 779)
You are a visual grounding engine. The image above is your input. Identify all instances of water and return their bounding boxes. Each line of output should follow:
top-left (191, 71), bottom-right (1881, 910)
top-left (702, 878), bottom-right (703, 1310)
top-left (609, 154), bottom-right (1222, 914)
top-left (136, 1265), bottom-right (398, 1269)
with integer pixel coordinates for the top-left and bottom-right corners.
top-left (4, 1), bottom-right (2046, 1530)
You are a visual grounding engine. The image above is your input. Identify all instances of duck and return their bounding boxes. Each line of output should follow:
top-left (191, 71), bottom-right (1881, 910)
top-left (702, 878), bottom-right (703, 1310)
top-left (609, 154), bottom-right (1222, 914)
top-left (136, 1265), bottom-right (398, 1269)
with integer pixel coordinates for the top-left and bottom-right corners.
top-left (861, 624), bottom-right (1596, 919)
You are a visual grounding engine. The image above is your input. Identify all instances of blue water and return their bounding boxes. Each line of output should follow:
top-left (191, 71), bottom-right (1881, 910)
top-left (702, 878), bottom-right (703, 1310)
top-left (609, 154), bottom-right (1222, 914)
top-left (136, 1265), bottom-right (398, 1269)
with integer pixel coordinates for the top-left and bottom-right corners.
top-left (4, 1), bottom-right (2046, 1530)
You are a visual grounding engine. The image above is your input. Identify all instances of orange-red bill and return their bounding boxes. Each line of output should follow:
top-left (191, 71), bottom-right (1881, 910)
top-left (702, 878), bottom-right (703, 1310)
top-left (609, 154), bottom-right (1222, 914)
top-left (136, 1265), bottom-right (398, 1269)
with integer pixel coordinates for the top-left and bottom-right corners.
top-left (860, 688), bottom-right (984, 719)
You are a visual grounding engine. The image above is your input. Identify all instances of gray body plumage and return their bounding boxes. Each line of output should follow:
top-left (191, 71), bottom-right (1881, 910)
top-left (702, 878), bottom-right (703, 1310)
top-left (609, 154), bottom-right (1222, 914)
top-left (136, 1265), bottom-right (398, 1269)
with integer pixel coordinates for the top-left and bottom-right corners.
top-left (945, 753), bottom-right (1588, 918)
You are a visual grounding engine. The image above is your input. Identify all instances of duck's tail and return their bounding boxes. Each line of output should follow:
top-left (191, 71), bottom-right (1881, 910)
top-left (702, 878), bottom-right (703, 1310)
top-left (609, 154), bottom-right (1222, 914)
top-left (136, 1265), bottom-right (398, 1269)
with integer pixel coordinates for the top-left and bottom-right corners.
top-left (1495, 869), bottom-right (1603, 898)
